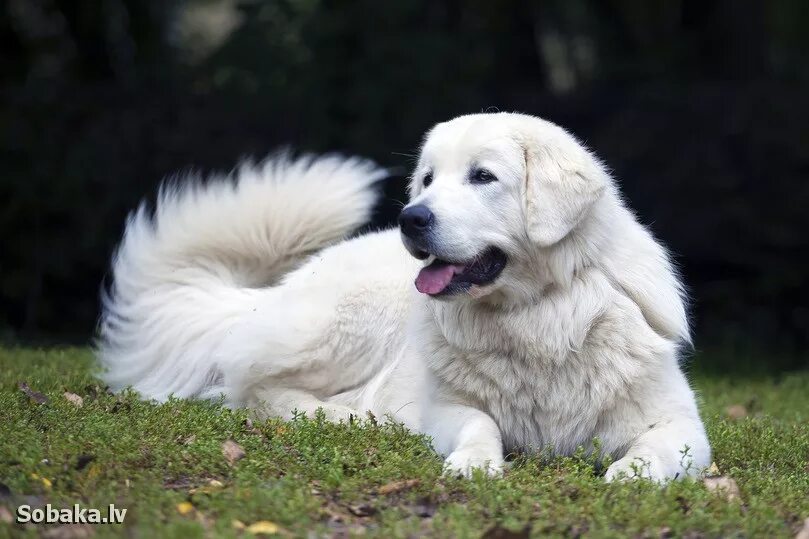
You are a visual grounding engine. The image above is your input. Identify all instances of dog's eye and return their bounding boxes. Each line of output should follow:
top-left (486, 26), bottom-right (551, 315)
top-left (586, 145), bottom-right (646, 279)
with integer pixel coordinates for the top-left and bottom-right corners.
top-left (422, 172), bottom-right (433, 187)
top-left (470, 168), bottom-right (497, 184)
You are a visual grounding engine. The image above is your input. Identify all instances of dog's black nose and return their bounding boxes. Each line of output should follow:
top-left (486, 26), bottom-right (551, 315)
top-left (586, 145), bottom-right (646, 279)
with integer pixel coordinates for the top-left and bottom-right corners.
top-left (399, 204), bottom-right (434, 238)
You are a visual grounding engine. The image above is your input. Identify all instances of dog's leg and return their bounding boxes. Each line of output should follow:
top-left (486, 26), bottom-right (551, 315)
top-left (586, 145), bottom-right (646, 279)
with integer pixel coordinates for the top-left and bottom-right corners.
top-left (604, 415), bottom-right (710, 482)
top-left (249, 386), bottom-right (360, 423)
top-left (213, 285), bottom-right (373, 423)
top-left (427, 402), bottom-right (504, 477)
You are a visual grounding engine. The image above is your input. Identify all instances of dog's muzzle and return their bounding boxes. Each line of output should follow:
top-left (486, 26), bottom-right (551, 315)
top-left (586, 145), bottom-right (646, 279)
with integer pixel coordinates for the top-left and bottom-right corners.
top-left (399, 204), bottom-right (434, 259)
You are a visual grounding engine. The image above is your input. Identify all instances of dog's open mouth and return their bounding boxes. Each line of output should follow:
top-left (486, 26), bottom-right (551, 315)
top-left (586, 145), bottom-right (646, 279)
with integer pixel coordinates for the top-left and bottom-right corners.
top-left (415, 247), bottom-right (507, 296)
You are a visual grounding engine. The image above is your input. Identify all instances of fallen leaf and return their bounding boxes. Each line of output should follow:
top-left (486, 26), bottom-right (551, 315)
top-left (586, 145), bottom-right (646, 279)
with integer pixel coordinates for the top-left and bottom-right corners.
top-left (482, 524), bottom-right (531, 539)
top-left (795, 517), bottom-right (809, 539)
top-left (18, 381), bottom-right (48, 404)
top-left (42, 524), bottom-right (95, 538)
top-left (703, 476), bottom-right (741, 501)
top-left (221, 439), bottom-right (245, 465)
top-left (245, 520), bottom-right (280, 534)
top-left (30, 473), bottom-right (52, 490)
top-left (63, 392), bottom-right (84, 407)
top-left (377, 479), bottom-right (420, 495)
top-left (706, 462), bottom-right (721, 476)
top-left (0, 505), bottom-right (12, 523)
top-left (189, 479), bottom-right (226, 495)
top-left (176, 501), bottom-right (194, 515)
top-left (725, 404), bottom-right (747, 420)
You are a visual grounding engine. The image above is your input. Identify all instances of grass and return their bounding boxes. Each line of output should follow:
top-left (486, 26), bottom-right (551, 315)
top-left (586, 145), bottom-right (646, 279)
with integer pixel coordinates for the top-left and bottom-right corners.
top-left (1, 348), bottom-right (807, 538)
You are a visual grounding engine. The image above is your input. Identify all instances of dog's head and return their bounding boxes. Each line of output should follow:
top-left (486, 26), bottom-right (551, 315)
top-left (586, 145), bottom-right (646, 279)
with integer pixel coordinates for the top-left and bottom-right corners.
top-left (400, 112), bottom-right (609, 301)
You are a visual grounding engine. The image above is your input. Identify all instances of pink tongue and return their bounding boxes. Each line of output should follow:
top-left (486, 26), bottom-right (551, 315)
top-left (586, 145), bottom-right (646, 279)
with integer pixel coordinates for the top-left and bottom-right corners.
top-left (415, 263), bottom-right (465, 295)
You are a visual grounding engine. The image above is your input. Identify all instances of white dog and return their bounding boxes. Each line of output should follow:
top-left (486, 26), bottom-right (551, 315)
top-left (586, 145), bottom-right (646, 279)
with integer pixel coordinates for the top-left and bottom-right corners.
top-left (99, 113), bottom-right (710, 480)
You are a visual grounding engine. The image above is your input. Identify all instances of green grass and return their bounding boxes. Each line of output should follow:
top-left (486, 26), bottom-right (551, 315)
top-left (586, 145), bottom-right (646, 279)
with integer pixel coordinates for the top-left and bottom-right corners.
top-left (1, 348), bottom-right (807, 538)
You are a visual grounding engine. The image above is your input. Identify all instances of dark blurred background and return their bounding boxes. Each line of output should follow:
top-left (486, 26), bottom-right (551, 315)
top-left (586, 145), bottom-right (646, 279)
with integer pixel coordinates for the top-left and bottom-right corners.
top-left (1, 0), bottom-right (807, 368)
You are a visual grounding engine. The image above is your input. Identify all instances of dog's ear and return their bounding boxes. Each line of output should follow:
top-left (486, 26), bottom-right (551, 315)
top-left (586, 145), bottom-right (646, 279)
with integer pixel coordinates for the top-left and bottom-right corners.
top-left (524, 144), bottom-right (606, 246)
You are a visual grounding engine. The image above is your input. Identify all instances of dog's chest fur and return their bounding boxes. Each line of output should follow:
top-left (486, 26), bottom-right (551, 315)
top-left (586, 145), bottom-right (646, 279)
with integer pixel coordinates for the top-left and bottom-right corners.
top-left (425, 274), bottom-right (649, 455)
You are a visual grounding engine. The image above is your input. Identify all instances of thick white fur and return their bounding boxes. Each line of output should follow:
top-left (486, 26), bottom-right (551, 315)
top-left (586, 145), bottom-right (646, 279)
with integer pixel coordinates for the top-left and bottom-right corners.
top-left (99, 113), bottom-right (710, 481)
top-left (98, 153), bottom-right (388, 402)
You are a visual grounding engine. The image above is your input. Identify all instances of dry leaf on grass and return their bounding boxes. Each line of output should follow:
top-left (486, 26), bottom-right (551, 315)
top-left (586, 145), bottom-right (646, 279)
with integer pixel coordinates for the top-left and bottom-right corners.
top-left (377, 479), bottom-right (420, 495)
top-left (190, 479), bottom-right (225, 495)
top-left (30, 473), bottom-right (52, 490)
top-left (725, 404), bottom-right (747, 420)
top-left (176, 502), bottom-right (194, 515)
top-left (63, 392), bottom-right (84, 407)
top-left (706, 462), bottom-right (721, 476)
top-left (795, 517), bottom-right (809, 539)
top-left (245, 520), bottom-right (280, 534)
top-left (18, 381), bottom-right (48, 404)
top-left (221, 439), bottom-right (246, 465)
top-left (703, 476), bottom-right (741, 501)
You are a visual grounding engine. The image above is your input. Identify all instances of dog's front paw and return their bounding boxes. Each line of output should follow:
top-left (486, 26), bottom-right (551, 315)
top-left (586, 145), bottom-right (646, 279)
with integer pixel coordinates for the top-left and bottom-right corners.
top-left (605, 455), bottom-right (676, 482)
top-left (444, 446), bottom-right (504, 478)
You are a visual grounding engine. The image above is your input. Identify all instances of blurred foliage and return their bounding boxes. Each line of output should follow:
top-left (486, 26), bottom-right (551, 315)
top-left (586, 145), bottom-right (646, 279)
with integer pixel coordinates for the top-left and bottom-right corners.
top-left (0, 0), bottom-right (808, 366)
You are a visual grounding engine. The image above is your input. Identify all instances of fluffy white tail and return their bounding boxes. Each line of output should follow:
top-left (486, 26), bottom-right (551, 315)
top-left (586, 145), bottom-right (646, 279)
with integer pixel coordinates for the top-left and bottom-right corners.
top-left (97, 152), bottom-right (385, 400)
